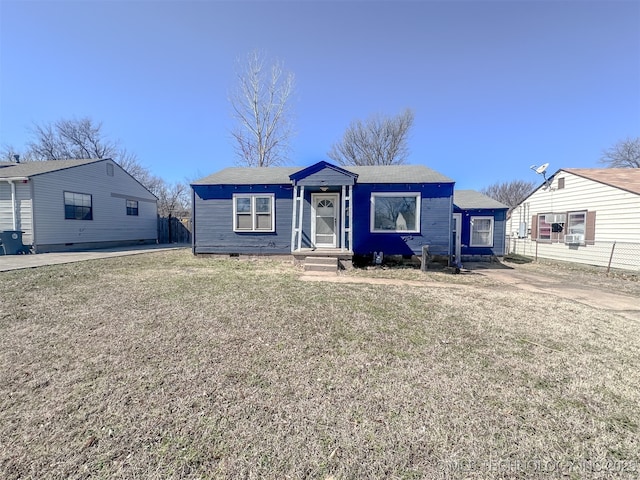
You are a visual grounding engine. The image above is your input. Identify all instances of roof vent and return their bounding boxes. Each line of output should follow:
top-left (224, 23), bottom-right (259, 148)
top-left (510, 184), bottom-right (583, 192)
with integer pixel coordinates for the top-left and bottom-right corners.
top-left (13, 154), bottom-right (20, 163)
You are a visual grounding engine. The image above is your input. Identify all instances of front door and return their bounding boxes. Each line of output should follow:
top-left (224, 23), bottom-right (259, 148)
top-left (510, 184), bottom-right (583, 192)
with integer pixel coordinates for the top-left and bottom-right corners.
top-left (312, 193), bottom-right (339, 248)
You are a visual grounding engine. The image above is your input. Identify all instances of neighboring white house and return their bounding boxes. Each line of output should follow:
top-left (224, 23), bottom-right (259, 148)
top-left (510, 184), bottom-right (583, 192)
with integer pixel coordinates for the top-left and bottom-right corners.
top-left (0, 158), bottom-right (158, 253)
top-left (507, 168), bottom-right (640, 271)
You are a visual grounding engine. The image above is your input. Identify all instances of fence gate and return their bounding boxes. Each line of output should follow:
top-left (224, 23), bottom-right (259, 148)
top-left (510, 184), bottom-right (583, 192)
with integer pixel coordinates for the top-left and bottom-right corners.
top-left (158, 216), bottom-right (192, 244)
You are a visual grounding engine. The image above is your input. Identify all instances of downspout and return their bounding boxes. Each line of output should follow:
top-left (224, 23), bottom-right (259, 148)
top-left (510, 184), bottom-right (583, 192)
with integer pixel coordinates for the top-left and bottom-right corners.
top-left (3, 177), bottom-right (29, 230)
top-left (9, 180), bottom-right (17, 230)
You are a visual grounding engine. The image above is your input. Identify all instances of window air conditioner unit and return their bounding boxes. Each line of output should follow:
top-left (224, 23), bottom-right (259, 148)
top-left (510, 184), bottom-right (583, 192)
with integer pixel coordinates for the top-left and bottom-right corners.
top-left (545, 213), bottom-right (566, 224)
top-left (564, 234), bottom-right (583, 244)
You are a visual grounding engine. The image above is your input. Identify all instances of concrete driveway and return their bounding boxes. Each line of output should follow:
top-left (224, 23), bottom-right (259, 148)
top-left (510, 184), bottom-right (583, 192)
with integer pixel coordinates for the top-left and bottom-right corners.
top-left (470, 262), bottom-right (640, 322)
top-left (0, 244), bottom-right (189, 272)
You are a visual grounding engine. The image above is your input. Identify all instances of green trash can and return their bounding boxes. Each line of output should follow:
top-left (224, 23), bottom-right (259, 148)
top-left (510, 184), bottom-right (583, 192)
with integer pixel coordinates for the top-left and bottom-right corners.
top-left (0, 230), bottom-right (30, 255)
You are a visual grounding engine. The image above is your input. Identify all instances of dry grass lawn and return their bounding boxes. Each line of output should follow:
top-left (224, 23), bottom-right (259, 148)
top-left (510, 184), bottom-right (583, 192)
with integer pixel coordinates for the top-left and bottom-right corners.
top-left (1, 250), bottom-right (639, 479)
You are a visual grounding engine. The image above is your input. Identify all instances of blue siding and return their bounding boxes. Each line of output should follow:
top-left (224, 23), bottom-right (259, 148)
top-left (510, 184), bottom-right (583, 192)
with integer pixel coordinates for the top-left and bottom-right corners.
top-left (454, 207), bottom-right (507, 256)
top-left (192, 182), bottom-right (455, 257)
top-left (193, 184), bottom-right (293, 254)
top-left (352, 183), bottom-right (454, 256)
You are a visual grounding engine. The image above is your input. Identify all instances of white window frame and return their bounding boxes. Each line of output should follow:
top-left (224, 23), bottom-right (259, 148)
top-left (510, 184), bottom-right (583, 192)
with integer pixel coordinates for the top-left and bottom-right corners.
top-left (126, 199), bottom-right (139, 216)
top-left (566, 210), bottom-right (586, 245)
top-left (537, 214), bottom-right (552, 241)
top-left (64, 191), bottom-right (93, 221)
top-left (233, 194), bottom-right (275, 232)
top-left (370, 192), bottom-right (421, 233)
top-left (470, 216), bottom-right (494, 247)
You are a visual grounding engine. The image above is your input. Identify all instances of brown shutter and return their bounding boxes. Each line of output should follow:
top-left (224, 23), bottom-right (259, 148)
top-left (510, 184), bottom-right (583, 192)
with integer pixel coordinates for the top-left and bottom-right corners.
top-left (530, 215), bottom-right (538, 241)
top-left (585, 211), bottom-right (596, 245)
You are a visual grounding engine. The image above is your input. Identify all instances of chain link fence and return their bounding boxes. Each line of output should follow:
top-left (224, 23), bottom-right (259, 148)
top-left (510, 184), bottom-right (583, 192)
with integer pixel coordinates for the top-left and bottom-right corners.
top-left (508, 237), bottom-right (640, 272)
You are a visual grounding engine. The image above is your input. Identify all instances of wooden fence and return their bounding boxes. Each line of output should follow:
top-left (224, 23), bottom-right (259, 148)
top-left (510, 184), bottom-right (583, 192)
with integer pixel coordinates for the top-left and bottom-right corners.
top-left (158, 216), bottom-right (192, 244)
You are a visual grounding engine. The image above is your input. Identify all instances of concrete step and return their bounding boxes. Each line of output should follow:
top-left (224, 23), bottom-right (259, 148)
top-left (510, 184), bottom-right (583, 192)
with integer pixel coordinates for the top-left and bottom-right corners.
top-left (305, 256), bottom-right (339, 266)
top-left (304, 256), bottom-right (338, 273)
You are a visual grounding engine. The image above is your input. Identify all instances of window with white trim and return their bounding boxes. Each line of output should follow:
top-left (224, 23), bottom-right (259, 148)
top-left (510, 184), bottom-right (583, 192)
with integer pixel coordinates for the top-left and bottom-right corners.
top-left (566, 211), bottom-right (586, 244)
top-left (537, 214), bottom-right (552, 241)
top-left (470, 216), bottom-right (494, 247)
top-left (370, 193), bottom-right (420, 233)
top-left (126, 199), bottom-right (139, 216)
top-left (233, 194), bottom-right (275, 232)
top-left (64, 191), bottom-right (93, 220)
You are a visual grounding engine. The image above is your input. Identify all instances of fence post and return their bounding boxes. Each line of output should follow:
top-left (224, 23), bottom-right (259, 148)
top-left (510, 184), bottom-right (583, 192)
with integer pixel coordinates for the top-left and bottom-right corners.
top-left (606, 241), bottom-right (617, 274)
top-left (421, 245), bottom-right (431, 272)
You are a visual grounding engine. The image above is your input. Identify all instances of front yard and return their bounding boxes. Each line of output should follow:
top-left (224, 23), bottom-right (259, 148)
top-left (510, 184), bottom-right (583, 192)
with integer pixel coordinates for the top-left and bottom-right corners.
top-left (1, 250), bottom-right (639, 479)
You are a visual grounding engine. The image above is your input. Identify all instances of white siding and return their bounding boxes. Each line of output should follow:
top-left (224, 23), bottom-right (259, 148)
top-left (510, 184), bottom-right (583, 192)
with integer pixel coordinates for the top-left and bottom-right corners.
top-left (507, 171), bottom-right (640, 269)
top-left (0, 181), bottom-right (33, 243)
top-left (31, 160), bottom-right (157, 247)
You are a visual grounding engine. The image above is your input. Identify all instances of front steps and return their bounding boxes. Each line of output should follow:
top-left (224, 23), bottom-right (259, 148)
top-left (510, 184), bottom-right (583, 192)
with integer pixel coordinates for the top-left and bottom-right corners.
top-left (303, 256), bottom-right (338, 274)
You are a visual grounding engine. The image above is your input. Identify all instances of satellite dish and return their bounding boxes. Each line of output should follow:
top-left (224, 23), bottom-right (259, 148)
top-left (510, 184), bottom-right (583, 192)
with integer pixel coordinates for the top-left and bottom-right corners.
top-left (535, 163), bottom-right (549, 174)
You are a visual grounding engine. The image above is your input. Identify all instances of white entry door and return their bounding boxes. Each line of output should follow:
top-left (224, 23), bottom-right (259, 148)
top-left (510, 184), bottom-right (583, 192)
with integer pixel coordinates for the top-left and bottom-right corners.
top-left (312, 194), bottom-right (339, 248)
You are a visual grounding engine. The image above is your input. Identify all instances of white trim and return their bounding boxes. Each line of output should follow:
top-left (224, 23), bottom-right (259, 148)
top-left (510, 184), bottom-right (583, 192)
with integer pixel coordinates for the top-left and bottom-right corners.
top-left (297, 186), bottom-right (304, 250)
top-left (290, 186), bottom-right (299, 251)
top-left (341, 185), bottom-right (346, 251)
top-left (347, 185), bottom-right (353, 251)
top-left (311, 193), bottom-right (339, 248)
top-left (232, 193), bottom-right (275, 232)
top-left (470, 216), bottom-right (494, 247)
top-left (370, 192), bottom-right (421, 233)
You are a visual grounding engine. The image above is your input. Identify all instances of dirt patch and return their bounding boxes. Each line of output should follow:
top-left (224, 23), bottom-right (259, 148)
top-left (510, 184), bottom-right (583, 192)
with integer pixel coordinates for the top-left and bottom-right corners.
top-left (303, 260), bottom-right (640, 322)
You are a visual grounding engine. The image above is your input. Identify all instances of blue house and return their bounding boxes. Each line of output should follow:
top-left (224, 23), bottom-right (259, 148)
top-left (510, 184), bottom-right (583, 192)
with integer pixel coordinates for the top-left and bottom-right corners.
top-left (453, 190), bottom-right (509, 264)
top-left (191, 160), bottom-right (507, 264)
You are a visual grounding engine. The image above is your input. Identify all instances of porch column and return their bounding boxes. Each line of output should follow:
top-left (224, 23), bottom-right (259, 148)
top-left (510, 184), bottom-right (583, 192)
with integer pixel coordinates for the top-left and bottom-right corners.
top-left (290, 185), bottom-right (298, 252)
top-left (297, 186), bottom-right (304, 251)
top-left (341, 185), bottom-right (347, 251)
top-left (347, 184), bottom-right (353, 252)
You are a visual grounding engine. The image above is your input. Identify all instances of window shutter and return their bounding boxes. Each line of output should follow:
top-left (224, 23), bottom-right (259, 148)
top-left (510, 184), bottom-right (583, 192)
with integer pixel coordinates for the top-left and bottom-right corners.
top-left (585, 211), bottom-right (596, 245)
top-left (530, 215), bottom-right (538, 241)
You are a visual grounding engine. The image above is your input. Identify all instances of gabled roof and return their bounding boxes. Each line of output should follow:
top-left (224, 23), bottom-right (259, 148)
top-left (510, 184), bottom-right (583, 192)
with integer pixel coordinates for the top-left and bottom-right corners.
top-left (454, 190), bottom-right (509, 210)
top-left (192, 162), bottom-right (454, 185)
top-left (562, 168), bottom-right (640, 196)
top-left (0, 158), bottom-right (104, 178)
top-left (289, 160), bottom-right (358, 183)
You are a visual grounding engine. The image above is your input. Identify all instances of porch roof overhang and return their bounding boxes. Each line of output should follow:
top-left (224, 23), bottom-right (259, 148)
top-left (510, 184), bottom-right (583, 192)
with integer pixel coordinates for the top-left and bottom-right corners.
top-left (289, 160), bottom-right (358, 187)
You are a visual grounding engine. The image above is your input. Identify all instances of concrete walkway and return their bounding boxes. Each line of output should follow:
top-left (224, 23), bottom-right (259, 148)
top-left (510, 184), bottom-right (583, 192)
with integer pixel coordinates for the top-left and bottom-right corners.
top-left (0, 244), bottom-right (190, 272)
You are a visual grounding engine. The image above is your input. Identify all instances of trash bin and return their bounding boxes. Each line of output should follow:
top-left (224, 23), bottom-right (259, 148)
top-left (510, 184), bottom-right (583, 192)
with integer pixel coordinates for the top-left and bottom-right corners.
top-left (0, 230), bottom-right (30, 255)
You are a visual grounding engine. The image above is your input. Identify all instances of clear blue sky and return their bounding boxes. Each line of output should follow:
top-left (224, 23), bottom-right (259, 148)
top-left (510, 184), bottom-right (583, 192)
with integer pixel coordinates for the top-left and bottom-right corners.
top-left (1, 0), bottom-right (639, 189)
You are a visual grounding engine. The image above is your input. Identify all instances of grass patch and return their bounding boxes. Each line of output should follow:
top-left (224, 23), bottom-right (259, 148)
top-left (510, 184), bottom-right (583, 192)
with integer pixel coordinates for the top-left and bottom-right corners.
top-left (1, 250), bottom-right (639, 479)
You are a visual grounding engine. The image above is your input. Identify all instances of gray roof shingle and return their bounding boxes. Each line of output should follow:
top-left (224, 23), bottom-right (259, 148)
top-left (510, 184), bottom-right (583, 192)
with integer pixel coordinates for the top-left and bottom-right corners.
top-left (0, 159), bottom-right (104, 178)
top-left (192, 164), bottom-right (454, 185)
top-left (454, 190), bottom-right (509, 210)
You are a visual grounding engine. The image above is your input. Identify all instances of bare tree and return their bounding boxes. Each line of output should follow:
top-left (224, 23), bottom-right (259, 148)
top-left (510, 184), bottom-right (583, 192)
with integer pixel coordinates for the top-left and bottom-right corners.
top-left (328, 109), bottom-right (415, 166)
top-left (599, 137), bottom-right (640, 168)
top-left (481, 180), bottom-right (536, 210)
top-left (155, 181), bottom-right (190, 219)
top-left (23, 117), bottom-right (158, 191)
top-left (0, 144), bottom-right (34, 162)
top-left (229, 50), bottom-right (296, 167)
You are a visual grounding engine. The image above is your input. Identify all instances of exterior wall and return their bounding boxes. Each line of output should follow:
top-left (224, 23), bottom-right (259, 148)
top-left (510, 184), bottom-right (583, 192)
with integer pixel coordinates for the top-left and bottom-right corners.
top-left (507, 171), bottom-right (640, 268)
top-left (192, 181), bottom-right (455, 257)
top-left (193, 184), bottom-right (293, 254)
top-left (456, 207), bottom-right (508, 258)
top-left (351, 183), bottom-right (454, 257)
top-left (0, 181), bottom-right (33, 243)
top-left (30, 160), bottom-right (157, 252)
